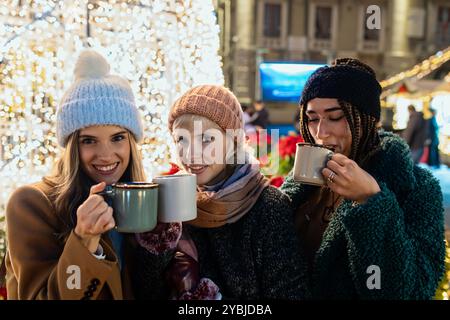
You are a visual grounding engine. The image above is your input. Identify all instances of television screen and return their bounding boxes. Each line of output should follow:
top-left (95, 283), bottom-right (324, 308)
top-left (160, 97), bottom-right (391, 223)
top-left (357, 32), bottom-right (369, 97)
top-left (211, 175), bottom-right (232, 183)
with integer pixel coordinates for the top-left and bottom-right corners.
top-left (259, 62), bottom-right (325, 103)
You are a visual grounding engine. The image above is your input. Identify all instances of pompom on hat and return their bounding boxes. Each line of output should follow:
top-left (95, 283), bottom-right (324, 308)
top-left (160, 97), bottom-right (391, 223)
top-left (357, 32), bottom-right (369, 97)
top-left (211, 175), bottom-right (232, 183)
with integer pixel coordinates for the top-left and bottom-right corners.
top-left (299, 58), bottom-right (382, 121)
top-left (56, 50), bottom-right (143, 147)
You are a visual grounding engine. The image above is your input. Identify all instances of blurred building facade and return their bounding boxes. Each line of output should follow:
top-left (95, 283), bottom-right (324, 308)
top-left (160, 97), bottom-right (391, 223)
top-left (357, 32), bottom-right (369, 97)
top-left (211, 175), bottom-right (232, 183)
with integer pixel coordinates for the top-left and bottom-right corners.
top-left (213, 0), bottom-right (450, 124)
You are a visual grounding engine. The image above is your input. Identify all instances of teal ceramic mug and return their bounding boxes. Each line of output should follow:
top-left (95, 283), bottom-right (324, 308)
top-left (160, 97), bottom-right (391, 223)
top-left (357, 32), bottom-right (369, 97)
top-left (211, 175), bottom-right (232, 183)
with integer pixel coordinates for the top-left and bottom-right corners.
top-left (98, 182), bottom-right (159, 233)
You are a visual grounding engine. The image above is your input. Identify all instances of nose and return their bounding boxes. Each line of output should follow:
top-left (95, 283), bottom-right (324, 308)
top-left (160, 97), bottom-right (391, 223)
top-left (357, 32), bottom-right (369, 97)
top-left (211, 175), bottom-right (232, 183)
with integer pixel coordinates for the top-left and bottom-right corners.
top-left (315, 119), bottom-right (330, 141)
top-left (179, 141), bottom-right (203, 165)
top-left (95, 142), bottom-right (115, 162)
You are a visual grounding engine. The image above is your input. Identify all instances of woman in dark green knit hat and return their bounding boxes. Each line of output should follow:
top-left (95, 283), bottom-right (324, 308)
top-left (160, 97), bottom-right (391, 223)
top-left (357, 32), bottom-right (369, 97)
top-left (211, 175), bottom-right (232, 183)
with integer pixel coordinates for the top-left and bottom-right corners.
top-left (281, 58), bottom-right (446, 299)
top-left (134, 85), bottom-right (310, 300)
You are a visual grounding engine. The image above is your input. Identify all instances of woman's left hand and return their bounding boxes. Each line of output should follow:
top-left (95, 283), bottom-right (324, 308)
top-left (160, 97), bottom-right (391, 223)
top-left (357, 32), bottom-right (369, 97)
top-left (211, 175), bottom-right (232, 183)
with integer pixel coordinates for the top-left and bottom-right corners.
top-left (322, 153), bottom-right (381, 204)
top-left (135, 222), bottom-right (182, 255)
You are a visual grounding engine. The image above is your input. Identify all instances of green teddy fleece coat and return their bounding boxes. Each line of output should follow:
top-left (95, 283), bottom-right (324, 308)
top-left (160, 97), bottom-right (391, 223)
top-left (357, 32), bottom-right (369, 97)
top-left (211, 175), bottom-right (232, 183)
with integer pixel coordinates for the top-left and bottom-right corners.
top-left (281, 132), bottom-right (446, 299)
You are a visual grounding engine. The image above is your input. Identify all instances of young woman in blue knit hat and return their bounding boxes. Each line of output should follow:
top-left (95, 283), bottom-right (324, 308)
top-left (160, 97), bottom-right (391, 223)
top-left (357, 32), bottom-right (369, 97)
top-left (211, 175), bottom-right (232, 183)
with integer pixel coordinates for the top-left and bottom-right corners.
top-left (4, 50), bottom-right (167, 300)
top-left (134, 85), bottom-right (310, 300)
top-left (281, 58), bottom-right (446, 299)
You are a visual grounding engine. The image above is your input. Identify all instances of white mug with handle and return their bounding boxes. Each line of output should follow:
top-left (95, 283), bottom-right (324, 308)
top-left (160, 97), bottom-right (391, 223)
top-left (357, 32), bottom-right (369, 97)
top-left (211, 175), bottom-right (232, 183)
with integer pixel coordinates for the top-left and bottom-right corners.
top-left (153, 174), bottom-right (197, 223)
top-left (293, 143), bottom-right (334, 186)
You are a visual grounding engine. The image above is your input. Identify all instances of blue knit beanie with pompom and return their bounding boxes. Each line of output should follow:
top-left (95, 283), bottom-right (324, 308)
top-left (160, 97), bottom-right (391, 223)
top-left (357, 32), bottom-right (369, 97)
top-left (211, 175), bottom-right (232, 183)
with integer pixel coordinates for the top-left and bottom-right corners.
top-left (56, 50), bottom-right (143, 147)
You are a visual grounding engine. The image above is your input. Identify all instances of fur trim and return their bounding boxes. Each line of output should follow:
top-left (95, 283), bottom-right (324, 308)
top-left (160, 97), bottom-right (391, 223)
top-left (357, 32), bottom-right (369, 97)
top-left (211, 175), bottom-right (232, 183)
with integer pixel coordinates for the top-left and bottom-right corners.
top-left (135, 222), bottom-right (182, 255)
top-left (178, 278), bottom-right (221, 300)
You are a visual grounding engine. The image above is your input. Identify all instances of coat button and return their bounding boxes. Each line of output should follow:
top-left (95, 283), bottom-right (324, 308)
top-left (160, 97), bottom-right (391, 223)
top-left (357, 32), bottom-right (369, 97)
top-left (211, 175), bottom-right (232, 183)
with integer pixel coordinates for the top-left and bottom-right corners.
top-left (84, 291), bottom-right (93, 298)
top-left (88, 284), bottom-right (97, 292)
top-left (91, 278), bottom-right (100, 286)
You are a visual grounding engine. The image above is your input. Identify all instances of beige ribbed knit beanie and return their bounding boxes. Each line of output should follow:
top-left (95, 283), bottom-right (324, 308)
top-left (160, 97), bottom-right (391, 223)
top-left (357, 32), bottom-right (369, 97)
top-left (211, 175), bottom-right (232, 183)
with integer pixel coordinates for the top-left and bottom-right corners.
top-left (168, 85), bottom-right (243, 132)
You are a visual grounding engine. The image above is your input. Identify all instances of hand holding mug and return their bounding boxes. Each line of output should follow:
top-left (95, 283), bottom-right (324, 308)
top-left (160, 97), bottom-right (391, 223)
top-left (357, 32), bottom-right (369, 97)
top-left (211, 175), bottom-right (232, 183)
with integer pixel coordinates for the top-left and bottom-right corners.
top-left (322, 153), bottom-right (381, 204)
top-left (99, 182), bottom-right (159, 233)
top-left (74, 182), bottom-right (115, 253)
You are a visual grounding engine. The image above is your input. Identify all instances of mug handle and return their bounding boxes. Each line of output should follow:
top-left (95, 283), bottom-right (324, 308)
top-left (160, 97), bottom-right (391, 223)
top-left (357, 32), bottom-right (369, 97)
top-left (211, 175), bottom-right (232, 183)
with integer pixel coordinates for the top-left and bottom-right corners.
top-left (97, 185), bottom-right (114, 206)
top-left (326, 151), bottom-right (334, 162)
top-left (96, 185), bottom-right (115, 198)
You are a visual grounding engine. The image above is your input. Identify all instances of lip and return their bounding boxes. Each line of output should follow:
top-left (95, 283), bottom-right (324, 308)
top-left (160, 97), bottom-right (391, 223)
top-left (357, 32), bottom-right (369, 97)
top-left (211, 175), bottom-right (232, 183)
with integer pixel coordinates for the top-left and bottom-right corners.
top-left (324, 144), bottom-right (338, 151)
top-left (92, 162), bottom-right (120, 176)
top-left (187, 165), bottom-right (208, 175)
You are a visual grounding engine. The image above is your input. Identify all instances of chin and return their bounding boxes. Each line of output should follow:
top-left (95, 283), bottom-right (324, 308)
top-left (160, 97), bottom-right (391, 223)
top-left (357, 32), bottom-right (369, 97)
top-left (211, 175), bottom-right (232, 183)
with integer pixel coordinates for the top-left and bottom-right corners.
top-left (197, 170), bottom-right (219, 186)
top-left (92, 176), bottom-right (115, 185)
top-left (195, 174), bottom-right (210, 186)
top-left (89, 170), bottom-right (125, 186)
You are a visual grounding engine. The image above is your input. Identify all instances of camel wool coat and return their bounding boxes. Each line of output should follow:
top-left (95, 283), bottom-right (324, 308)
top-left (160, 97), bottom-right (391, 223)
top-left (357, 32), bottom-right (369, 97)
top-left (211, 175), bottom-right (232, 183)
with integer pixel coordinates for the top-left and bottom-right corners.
top-left (5, 180), bottom-right (138, 300)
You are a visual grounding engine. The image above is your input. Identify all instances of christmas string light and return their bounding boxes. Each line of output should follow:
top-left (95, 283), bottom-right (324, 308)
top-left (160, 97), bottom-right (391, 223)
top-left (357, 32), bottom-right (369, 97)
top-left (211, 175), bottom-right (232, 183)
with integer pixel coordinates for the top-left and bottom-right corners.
top-left (0, 0), bottom-right (224, 233)
top-left (380, 46), bottom-right (450, 89)
top-left (434, 240), bottom-right (450, 300)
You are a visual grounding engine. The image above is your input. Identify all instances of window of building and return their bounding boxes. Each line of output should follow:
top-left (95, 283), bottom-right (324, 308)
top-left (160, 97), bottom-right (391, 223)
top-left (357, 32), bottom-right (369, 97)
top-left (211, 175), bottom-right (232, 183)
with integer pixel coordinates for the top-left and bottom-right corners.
top-left (308, 2), bottom-right (337, 51)
top-left (357, 3), bottom-right (384, 53)
top-left (314, 6), bottom-right (332, 40)
top-left (435, 5), bottom-right (450, 48)
top-left (263, 3), bottom-right (282, 38)
top-left (257, 0), bottom-right (288, 49)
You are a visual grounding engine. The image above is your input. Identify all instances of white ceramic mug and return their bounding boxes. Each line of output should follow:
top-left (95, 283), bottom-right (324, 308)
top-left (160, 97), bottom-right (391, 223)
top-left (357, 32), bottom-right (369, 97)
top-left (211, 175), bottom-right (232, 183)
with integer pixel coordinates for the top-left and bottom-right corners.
top-left (153, 174), bottom-right (197, 222)
top-left (293, 143), bottom-right (334, 186)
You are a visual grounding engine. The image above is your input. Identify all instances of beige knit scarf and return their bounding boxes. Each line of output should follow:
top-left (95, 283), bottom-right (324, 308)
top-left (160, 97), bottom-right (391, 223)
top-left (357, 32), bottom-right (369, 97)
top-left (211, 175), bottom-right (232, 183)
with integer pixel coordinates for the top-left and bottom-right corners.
top-left (187, 163), bottom-right (269, 228)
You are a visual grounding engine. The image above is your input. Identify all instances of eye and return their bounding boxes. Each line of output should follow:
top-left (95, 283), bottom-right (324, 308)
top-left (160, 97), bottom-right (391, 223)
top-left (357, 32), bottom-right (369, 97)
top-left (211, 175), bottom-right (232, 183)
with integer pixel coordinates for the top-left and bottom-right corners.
top-left (112, 134), bottom-right (126, 142)
top-left (202, 135), bottom-right (215, 143)
top-left (306, 118), bottom-right (319, 123)
top-left (80, 138), bottom-right (95, 145)
top-left (175, 136), bottom-right (185, 143)
top-left (329, 115), bottom-right (345, 122)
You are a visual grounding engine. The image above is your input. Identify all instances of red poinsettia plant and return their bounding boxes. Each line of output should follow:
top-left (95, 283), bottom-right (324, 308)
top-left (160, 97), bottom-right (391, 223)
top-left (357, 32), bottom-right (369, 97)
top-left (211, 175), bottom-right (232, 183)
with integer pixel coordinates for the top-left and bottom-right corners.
top-left (278, 134), bottom-right (304, 158)
top-left (259, 132), bottom-right (304, 188)
top-left (277, 133), bottom-right (304, 175)
top-left (161, 162), bottom-right (181, 176)
top-left (268, 176), bottom-right (284, 188)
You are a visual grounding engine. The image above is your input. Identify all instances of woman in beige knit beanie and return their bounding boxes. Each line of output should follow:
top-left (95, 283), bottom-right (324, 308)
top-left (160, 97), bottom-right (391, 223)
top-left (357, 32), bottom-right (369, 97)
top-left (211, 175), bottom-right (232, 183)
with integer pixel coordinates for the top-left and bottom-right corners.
top-left (135, 84), bottom-right (310, 300)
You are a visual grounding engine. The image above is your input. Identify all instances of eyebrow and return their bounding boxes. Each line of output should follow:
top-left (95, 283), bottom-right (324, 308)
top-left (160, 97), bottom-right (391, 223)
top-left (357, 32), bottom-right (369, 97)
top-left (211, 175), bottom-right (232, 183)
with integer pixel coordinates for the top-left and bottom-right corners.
top-left (306, 107), bottom-right (342, 114)
top-left (79, 131), bottom-right (128, 139)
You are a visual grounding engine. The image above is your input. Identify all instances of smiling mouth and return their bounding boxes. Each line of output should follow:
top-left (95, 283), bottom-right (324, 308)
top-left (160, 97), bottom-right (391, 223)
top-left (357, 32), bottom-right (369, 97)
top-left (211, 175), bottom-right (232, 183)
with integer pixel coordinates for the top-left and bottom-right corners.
top-left (187, 165), bottom-right (208, 174)
top-left (93, 162), bottom-right (119, 174)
